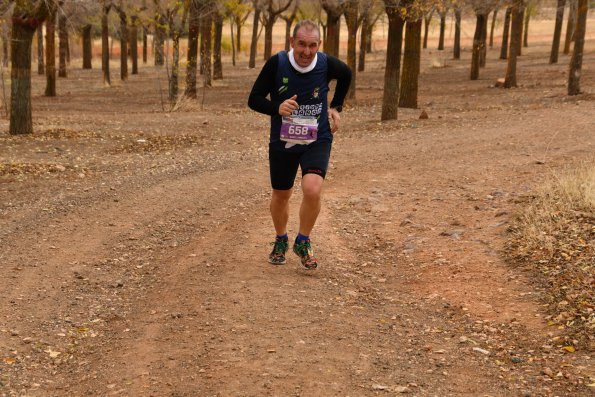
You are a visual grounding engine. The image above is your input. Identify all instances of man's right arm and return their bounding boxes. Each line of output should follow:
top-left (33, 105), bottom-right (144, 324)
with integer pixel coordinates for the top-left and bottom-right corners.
top-left (248, 55), bottom-right (280, 116)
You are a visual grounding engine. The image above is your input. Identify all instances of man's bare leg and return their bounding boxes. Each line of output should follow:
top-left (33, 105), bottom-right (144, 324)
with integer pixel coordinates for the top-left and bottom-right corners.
top-left (270, 188), bottom-right (293, 236)
top-left (298, 173), bottom-right (324, 236)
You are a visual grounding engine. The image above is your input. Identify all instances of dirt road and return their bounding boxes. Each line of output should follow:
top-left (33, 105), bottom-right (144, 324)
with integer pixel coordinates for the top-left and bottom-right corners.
top-left (1, 40), bottom-right (594, 396)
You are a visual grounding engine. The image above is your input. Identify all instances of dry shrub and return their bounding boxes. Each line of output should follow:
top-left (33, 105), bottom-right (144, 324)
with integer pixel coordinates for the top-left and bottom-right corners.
top-left (171, 94), bottom-right (202, 112)
top-left (506, 164), bottom-right (594, 350)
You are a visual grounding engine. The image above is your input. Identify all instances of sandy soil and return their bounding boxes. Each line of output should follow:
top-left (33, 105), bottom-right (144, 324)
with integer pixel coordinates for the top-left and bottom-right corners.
top-left (1, 19), bottom-right (594, 397)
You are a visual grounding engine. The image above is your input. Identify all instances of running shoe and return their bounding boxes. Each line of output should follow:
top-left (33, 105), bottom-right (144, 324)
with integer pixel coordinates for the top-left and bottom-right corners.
top-left (293, 239), bottom-right (318, 270)
top-left (269, 238), bottom-right (289, 265)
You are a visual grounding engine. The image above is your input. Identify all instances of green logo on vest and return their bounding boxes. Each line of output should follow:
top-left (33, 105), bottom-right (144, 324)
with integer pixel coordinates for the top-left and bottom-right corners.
top-left (283, 77), bottom-right (289, 84)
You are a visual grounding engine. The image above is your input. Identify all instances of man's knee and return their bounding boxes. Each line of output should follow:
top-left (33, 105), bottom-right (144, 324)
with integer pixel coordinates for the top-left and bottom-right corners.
top-left (272, 188), bottom-right (292, 204)
top-left (301, 174), bottom-right (323, 201)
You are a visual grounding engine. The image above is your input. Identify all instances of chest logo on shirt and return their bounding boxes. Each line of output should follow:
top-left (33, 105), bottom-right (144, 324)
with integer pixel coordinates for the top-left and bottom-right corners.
top-left (313, 87), bottom-right (319, 99)
top-left (282, 77), bottom-right (289, 84)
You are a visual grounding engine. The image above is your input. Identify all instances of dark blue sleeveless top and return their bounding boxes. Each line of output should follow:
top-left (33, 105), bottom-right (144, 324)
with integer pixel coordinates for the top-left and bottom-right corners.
top-left (270, 51), bottom-right (332, 150)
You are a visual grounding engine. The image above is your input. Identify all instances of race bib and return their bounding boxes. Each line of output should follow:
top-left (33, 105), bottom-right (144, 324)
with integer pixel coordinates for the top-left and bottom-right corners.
top-left (280, 115), bottom-right (318, 145)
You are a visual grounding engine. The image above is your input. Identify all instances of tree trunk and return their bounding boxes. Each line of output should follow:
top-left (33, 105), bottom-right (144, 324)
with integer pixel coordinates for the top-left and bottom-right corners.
top-left (169, 30), bottom-right (180, 103)
top-left (399, 18), bottom-right (422, 109)
top-left (58, 13), bottom-right (67, 77)
top-left (453, 8), bottom-right (461, 59)
top-left (235, 16), bottom-right (242, 53)
top-left (284, 18), bottom-right (292, 51)
top-left (381, 7), bottom-right (405, 121)
top-left (479, 13), bottom-right (488, 67)
top-left (102, 6), bottom-right (111, 85)
top-left (366, 21), bottom-right (374, 53)
top-left (130, 17), bottom-right (138, 75)
top-left (470, 13), bottom-right (485, 80)
top-left (200, 14), bottom-right (212, 87)
top-left (550, 0), bottom-right (566, 64)
top-left (66, 30), bottom-right (70, 64)
top-left (423, 11), bottom-right (432, 49)
top-left (10, 18), bottom-right (38, 134)
top-left (358, 11), bottom-right (368, 71)
top-left (489, 8), bottom-right (498, 48)
top-left (563, 0), bottom-right (577, 54)
top-left (37, 25), bottom-right (44, 74)
top-left (438, 12), bottom-right (446, 50)
top-left (523, 8), bottom-right (530, 47)
top-left (264, 20), bottom-right (274, 60)
top-left (143, 27), bottom-right (147, 63)
top-left (344, 1), bottom-right (358, 100)
top-left (213, 13), bottom-right (223, 80)
top-left (249, 8), bottom-right (260, 68)
top-left (517, 7), bottom-right (524, 55)
top-left (231, 18), bottom-right (236, 66)
top-left (45, 6), bottom-right (57, 96)
top-left (82, 24), bottom-right (92, 69)
top-left (2, 28), bottom-right (9, 67)
top-left (119, 10), bottom-right (128, 80)
top-left (186, 2), bottom-right (199, 97)
top-left (154, 14), bottom-right (165, 66)
top-left (325, 12), bottom-right (341, 57)
top-left (568, 0), bottom-right (587, 95)
top-left (500, 7), bottom-right (512, 59)
top-left (504, 2), bottom-right (523, 88)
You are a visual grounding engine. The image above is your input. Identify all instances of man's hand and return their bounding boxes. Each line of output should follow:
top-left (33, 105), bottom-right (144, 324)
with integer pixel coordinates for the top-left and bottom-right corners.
top-left (278, 95), bottom-right (298, 116)
top-left (328, 107), bottom-right (341, 134)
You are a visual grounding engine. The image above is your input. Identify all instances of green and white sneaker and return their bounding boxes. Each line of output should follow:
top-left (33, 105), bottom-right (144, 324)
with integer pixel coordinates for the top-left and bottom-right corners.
top-left (269, 238), bottom-right (289, 265)
top-left (293, 239), bottom-right (318, 270)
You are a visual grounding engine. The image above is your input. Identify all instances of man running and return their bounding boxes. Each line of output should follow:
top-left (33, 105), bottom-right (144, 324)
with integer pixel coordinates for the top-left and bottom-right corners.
top-left (248, 20), bottom-right (352, 270)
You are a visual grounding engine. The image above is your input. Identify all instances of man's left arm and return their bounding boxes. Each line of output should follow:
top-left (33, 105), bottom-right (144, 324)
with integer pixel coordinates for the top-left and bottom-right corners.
top-left (327, 56), bottom-right (352, 133)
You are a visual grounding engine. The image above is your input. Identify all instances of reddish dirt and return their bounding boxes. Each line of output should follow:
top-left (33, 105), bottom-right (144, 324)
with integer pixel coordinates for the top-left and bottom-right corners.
top-left (1, 28), bottom-right (594, 396)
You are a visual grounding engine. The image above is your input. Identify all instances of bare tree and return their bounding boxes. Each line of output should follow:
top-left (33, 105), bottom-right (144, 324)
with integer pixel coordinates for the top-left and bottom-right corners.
top-left (567, 0), bottom-right (587, 95)
top-left (550, 0), bottom-right (565, 63)
top-left (1, 17), bottom-right (9, 67)
top-left (504, 0), bottom-right (524, 88)
top-left (154, 1), bottom-right (166, 65)
top-left (213, 7), bottom-right (224, 80)
top-left (563, 0), bottom-right (577, 54)
top-left (422, 6), bottom-right (433, 49)
top-left (114, 2), bottom-right (128, 81)
top-left (248, 0), bottom-right (262, 68)
top-left (101, 1), bottom-right (113, 85)
top-left (45, 1), bottom-right (58, 96)
top-left (81, 24), bottom-right (92, 69)
top-left (436, 1), bottom-right (448, 51)
top-left (200, 8), bottom-right (212, 86)
top-left (499, 6), bottom-right (511, 59)
top-left (489, 7), bottom-right (498, 48)
top-left (453, 5), bottom-right (461, 59)
top-left (381, 0), bottom-right (407, 121)
top-left (399, 15), bottom-right (422, 108)
top-left (280, 0), bottom-right (299, 51)
top-left (469, 2), bottom-right (490, 80)
top-left (9, 0), bottom-right (53, 134)
top-left (322, 0), bottom-right (343, 57)
top-left (186, 0), bottom-right (200, 96)
top-left (343, 0), bottom-right (358, 99)
top-left (262, 0), bottom-right (293, 60)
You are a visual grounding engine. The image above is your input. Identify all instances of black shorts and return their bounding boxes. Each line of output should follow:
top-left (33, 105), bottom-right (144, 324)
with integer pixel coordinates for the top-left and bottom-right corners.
top-left (269, 140), bottom-right (332, 190)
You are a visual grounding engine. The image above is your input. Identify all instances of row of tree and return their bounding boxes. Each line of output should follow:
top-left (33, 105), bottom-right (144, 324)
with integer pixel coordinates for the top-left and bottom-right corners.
top-left (2, 0), bottom-right (590, 135)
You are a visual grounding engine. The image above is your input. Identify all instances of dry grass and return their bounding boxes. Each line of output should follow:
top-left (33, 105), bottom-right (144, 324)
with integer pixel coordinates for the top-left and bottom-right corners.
top-left (511, 165), bottom-right (595, 256)
top-left (506, 164), bottom-right (595, 350)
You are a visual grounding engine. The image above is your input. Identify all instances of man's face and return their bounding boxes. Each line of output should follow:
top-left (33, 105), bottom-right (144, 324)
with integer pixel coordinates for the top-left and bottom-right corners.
top-left (290, 27), bottom-right (321, 67)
